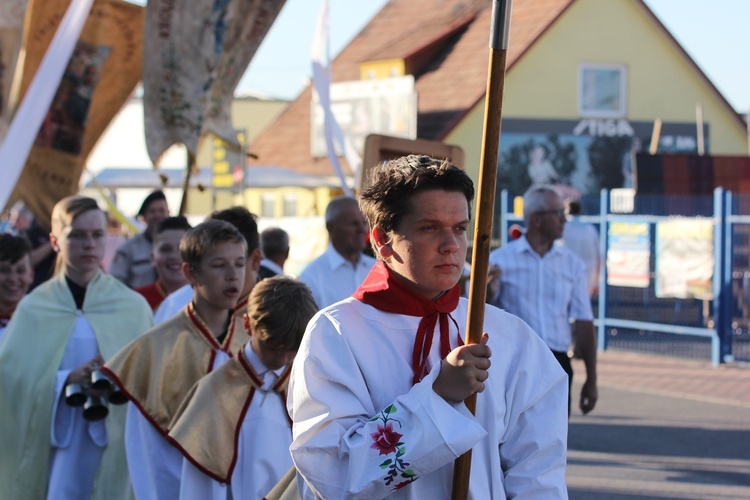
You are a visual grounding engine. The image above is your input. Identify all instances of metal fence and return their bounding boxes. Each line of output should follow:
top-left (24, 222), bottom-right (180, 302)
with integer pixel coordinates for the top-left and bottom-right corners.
top-left (497, 188), bottom-right (750, 366)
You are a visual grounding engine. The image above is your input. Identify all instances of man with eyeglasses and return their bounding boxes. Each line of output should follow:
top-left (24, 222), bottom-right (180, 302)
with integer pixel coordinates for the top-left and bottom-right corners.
top-left (489, 185), bottom-right (597, 417)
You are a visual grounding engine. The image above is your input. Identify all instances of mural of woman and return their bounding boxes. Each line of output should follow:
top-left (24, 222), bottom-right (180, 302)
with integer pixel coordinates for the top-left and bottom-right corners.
top-left (527, 145), bottom-right (559, 186)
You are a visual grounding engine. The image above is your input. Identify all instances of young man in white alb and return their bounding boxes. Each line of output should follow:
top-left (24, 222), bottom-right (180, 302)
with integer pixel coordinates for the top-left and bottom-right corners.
top-left (289, 155), bottom-right (569, 498)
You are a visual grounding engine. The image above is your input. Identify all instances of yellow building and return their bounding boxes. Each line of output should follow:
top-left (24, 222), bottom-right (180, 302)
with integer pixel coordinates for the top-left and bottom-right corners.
top-left (87, 93), bottom-right (336, 219)
top-left (246, 0), bottom-right (747, 203)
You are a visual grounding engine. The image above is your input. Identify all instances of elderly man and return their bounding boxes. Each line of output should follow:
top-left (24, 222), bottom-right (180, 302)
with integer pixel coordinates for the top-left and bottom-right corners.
top-left (299, 196), bottom-right (376, 308)
top-left (490, 185), bottom-right (597, 416)
top-left (110, 190), bottom-right (169, 288)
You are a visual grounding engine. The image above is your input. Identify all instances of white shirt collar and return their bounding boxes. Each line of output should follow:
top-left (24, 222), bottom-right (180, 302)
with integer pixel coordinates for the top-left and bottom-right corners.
top-left (243, 342), bottom-right (286, 379)
top-left (325, 244), bottom-right (367, 271)
top-left (517, 235), bottom-right (563, 259)
top-left (260, 258), bottom-right (284, 275)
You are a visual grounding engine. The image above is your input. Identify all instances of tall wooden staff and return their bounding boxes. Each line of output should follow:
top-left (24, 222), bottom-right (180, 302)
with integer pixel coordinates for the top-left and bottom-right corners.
top-left (179, 151), bottom-right (197, 216)
top-left (451, 1), bottom-right (512, 498)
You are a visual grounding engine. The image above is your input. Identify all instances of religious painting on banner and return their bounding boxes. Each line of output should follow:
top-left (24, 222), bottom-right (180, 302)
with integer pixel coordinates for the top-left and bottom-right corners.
top-left (142, 0), bottom-right (286, 166)
top-left (0, 0), bottom-right (29, 141)
top-left (10, 0), bottom-right (143, 230)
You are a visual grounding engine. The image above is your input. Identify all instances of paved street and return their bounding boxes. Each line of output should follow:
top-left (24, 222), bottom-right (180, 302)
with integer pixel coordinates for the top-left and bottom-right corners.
top-left (567, 351), bottom-right (750, 499)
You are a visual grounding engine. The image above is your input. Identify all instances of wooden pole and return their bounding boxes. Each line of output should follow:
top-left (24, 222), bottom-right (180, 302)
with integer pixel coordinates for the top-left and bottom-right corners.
top-left (451, 1), bottom-right (512, 498)
top-left (649, 118), bottom-right (662, 155)
top-left (696, 103), bottom-right (704, 156)
top-left (179, 150), bottom-right (196, 216)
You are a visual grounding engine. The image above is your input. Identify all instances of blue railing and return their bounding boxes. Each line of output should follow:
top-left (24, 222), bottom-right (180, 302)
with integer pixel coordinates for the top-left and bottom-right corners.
top-left (496, 188), bottom-right (748, 366)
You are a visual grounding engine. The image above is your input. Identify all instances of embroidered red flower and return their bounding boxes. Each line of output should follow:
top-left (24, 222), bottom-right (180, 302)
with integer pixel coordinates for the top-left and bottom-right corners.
top-left (394, 480), bottom-right (413, 490)
top-left (370, 423), bottom-right (403, 456)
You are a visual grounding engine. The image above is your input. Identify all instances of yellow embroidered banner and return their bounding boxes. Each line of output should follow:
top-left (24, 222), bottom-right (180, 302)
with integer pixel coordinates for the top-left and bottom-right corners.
top-left (11, 0), bottom-right (143, 229)
top-left (0, 0), bottom-right (30, 141)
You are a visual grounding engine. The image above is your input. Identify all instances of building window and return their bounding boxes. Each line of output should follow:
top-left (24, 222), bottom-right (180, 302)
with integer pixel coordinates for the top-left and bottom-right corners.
top-left (261, 194), bottom-right (275, 217)
top-left (579, 64), bottom-right (626, 118)
top-left (283, 195), bottom-right (297, 217)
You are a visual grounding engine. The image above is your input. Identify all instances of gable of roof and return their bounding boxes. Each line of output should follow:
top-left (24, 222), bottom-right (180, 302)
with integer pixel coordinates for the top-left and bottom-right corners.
top-left (631, 0), bottom-right (746, 132)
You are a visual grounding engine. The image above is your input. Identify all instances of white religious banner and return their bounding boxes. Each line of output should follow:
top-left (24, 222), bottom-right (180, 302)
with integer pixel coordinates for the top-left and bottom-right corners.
top-left (606, 221), bottom-right (650, 288)
top-left (142, 0), bottom-right (286, 166)
top-left (8, 0), bottom-right (143, 228)
top-left (655, 219), bottom-right (714, 300)
top-left (0, 0), bottom-right (29, 141)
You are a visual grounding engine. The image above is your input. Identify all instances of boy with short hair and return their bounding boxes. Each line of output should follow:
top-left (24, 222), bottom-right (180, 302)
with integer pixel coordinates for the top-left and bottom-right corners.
top-left (103, 219), bottom-right (249, 500)
top-left (153, 207), bottom-right (262, 325)
top-left (135, 216), bottom-right (192, 311)
top-left (168, 275), bottom-right (317, 499)
top-left (0, 233), bottom-right (33, 340)
top-left (289, 155), bottom-right (568, 498)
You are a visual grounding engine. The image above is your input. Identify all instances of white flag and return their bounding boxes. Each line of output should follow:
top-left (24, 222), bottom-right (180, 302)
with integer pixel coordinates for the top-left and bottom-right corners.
top-left (311, 0), bottom-right (359, 197)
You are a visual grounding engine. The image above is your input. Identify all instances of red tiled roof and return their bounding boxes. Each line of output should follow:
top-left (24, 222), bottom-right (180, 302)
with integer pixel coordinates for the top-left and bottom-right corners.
top-left (248, 0), bottom-right (575, 176)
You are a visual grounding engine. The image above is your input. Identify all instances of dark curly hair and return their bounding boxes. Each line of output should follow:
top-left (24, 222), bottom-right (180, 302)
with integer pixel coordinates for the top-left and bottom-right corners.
top-left (359, 155), bottom-right (474, 235)
top-left (0, 234), bottom-right (31, 264)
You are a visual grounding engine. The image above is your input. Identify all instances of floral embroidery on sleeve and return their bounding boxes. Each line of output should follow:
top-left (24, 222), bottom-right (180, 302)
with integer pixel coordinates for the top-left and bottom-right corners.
top-left (370, 404), bottom-right (419, 490)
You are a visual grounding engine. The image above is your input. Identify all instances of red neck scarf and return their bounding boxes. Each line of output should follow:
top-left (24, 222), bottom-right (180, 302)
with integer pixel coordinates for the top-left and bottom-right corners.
top-left (352, 261), bottom-right (463, 385)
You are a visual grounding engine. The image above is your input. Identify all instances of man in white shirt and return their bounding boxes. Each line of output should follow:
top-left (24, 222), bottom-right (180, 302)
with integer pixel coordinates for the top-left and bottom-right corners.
top-left (562, 200), bottom-right (601, 296)
top-left (490, 185), bottom-right (598, 416)
top-left (299, 196), bottom-right (376, 308)
top-left (289, 155), bottom-right (568, 498)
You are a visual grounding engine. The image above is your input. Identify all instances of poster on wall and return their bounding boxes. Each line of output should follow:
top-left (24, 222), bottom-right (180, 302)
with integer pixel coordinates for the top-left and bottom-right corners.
top-left (497, 118), bottom-right (706, 198)
top-left (606, 222), bottom-right (650, 288)
top-left (655, 219), bottom-right (714, 299)
top-left (212, 129), bottom-right (246, 191)
top-left (311, 76), bottom-right (417, 158)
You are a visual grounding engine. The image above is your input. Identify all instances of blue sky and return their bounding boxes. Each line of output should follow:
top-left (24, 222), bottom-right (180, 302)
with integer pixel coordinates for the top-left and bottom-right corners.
top-left (236, 0), bottom-right (750, 113)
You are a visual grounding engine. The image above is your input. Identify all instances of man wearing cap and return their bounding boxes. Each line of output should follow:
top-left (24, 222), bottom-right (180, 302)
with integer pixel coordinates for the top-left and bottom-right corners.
top-left (110, 190), bottom-right (169, 289)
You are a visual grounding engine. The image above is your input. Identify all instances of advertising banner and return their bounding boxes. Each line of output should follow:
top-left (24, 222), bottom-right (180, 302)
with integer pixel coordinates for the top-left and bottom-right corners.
top-left (606, 221), bottom-right (650, 288)
top-left (497, 118), bottom-right (704, 198)
top-left (655, 219), bottom-right (714, 299)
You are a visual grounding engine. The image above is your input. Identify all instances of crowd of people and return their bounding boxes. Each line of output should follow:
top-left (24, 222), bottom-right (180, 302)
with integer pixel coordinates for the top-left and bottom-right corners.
top-left (0, 154), bottom-right (599, 499)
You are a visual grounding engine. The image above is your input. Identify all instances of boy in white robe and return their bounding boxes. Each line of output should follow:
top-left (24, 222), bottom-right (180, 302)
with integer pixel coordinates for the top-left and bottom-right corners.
top-left (0, 196), bottom-right (153, 500)
top-left (103, 219), bottom-right (251, 500)
top-left (169, 276), bottom-right (318, 500)
top-left (289, 155), bottom-right (569, 498)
